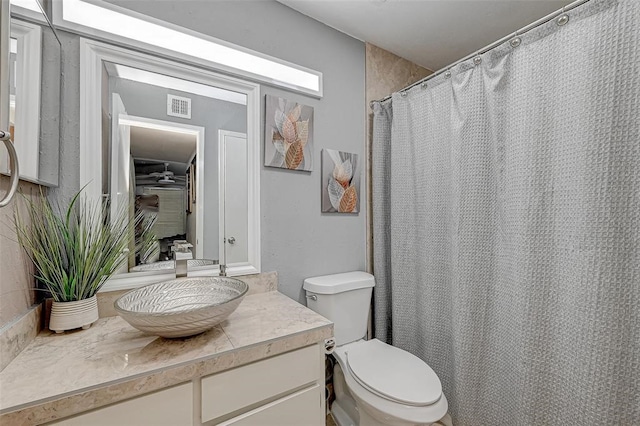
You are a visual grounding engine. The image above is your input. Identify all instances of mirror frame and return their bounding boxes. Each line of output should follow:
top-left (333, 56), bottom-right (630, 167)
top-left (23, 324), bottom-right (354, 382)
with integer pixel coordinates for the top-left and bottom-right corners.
top-left (79, 38), bottom-right (261, 292)
top-left (0, 0), bottom-right (10, 135)
top-left (2, 18), bottom-right (41, 182)
top-left (1, 2), bottom-right (61, 187)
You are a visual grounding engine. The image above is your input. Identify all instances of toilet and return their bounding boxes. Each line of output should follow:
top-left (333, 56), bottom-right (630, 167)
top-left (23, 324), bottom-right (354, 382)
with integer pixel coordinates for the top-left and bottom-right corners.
top-left (304, 272), bottom-right (452, 426)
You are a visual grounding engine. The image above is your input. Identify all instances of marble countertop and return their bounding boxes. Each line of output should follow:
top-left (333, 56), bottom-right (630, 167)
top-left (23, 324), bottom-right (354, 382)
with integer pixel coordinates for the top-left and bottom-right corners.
top-left (0, 291), bottom-right (333, 425)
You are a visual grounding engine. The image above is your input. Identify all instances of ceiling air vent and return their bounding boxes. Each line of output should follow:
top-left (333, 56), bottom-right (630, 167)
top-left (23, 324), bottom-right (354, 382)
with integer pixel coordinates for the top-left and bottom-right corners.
top-left (167, 94), bottom-right (191, 119)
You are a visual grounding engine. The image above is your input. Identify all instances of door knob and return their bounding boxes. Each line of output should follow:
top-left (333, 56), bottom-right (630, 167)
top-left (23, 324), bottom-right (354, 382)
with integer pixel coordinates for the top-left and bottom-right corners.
top-left (228, 237), bottom-right (236, 244)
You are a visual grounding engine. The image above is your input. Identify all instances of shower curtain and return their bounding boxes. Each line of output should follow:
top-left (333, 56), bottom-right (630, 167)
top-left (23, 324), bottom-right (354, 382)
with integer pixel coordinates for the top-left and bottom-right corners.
top-left (371, 0), bottom-right (639, 424)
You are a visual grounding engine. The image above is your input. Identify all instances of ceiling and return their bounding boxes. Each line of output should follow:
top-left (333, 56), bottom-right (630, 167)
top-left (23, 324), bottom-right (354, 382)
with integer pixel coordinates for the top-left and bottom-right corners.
top-left (130, 126), bottom-right (196, 170)
top-left (109, 63), bottom-right (247, 105)
top-left (278, 0), bottom-right (573, 71)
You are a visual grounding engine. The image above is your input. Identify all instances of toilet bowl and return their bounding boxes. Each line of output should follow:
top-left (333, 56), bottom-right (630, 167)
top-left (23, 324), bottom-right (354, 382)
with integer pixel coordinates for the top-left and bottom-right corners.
top-left (303, 272), bottom-right (451, 426)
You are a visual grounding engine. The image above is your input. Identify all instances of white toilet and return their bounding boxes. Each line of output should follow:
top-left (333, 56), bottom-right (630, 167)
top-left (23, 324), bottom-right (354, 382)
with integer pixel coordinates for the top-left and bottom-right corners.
top-left (304, 272), bottom-right (452, 426)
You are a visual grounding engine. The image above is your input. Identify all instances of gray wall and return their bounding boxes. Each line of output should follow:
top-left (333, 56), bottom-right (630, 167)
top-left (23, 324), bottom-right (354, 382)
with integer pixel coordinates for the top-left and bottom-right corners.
top-left (111, 78), bottom-right (246, 260)
top-left (53, 0), bottom-right (366, 303)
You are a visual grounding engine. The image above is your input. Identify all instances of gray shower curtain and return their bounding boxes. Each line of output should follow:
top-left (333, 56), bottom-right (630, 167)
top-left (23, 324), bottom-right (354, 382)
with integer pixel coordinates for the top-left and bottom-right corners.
top-left (371, 0), bottom-right (639, 424)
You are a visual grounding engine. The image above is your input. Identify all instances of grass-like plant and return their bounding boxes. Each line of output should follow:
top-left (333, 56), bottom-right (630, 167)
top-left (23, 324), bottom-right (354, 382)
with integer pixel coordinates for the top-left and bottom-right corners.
top-left (14, 188), bottom-right (137, 302)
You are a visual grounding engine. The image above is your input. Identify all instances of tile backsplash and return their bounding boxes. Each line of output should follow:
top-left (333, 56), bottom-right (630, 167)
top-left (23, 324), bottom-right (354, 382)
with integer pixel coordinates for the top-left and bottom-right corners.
top-left (0, 304), bottom-right (42, 372)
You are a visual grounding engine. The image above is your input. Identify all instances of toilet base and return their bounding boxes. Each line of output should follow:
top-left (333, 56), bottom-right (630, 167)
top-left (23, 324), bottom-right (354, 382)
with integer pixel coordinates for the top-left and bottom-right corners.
top-left (437, 414), bottom-right (453, 426)
top-left (331, 361), bottom-right (359, 425)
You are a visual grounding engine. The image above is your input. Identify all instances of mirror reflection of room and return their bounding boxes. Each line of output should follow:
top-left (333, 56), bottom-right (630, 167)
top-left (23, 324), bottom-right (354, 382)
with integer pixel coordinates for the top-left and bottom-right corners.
top-left (103, 62), bottom-right (248, 273)
top-left (130, 131), bottom-right (195, 269)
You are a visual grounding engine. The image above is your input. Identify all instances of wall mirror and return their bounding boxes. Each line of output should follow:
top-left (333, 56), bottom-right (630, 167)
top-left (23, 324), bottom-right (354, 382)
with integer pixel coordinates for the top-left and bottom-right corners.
top-left (0, 0), bottom-right (60, 186)
top-left (80, 39), bottom-right (260, 291)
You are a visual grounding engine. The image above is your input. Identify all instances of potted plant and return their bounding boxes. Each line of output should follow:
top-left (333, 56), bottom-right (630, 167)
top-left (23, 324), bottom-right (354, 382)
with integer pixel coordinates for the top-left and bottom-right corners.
top-left (14, 188), bottom-right (137, 333)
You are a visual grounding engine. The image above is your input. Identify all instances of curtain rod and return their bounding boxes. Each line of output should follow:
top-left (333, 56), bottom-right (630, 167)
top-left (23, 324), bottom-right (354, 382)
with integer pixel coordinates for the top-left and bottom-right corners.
top-left (370, 0), bottom-right (591, 108)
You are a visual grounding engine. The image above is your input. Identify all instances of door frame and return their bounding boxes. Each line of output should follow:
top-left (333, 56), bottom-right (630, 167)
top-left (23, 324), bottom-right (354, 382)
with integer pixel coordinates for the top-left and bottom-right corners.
top-left (117, 114), bottom-right (205, 259)
top-left (218, 129), bottom-right (258, 275)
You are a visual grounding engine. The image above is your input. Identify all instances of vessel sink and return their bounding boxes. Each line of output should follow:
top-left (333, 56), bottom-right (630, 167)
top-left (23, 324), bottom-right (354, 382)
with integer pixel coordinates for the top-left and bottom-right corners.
top-left (114, 277), bottom-right (248, 338)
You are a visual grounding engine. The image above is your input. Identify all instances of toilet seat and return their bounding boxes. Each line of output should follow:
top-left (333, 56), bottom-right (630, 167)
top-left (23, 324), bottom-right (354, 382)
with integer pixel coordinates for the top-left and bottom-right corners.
top-left (333, 340), bottom-right (449, 425)
top-left (345, 339), bottom-right (442, 406)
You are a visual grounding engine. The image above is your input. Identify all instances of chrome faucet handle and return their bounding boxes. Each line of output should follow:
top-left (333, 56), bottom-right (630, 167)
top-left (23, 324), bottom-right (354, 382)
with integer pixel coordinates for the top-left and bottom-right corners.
top-left (175, 258), bottom-right (188, 278)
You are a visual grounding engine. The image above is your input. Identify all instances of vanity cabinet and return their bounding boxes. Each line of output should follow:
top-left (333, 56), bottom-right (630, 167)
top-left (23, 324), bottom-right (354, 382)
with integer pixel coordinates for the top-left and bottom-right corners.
top-left (49, 344), bottom-right (325, 426)
top-left (49, 383), bottom-right (193, 425)
top-left (201, 344), bottom-right (324, 425)
top-left (0, 291), bottom-right (333, 426)
top-left (218, 385), bottom-right (322, 426)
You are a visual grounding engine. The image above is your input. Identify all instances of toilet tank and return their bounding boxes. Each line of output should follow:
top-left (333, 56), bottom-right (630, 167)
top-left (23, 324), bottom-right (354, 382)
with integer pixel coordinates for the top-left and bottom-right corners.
top-left (303, 272), bottom-right (375, 346)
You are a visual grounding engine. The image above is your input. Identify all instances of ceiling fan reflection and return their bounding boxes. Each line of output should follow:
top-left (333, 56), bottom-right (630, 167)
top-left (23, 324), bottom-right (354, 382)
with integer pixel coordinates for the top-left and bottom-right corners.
top-left (136, 162), bottom-right (187, 187)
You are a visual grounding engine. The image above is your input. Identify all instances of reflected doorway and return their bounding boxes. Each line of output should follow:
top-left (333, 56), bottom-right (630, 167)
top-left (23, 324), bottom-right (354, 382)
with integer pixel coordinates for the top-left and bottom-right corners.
top-left (110, 107), bottom-right (205, 271)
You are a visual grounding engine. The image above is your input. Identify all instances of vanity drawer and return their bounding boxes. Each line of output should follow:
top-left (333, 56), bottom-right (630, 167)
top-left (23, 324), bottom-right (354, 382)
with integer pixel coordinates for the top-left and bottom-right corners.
top-left (218, 384), bottom-right (323, 426)
top-left (201, 345), bottom-right (320, 423)
top-left (49, 382), bottom-right (192, 426)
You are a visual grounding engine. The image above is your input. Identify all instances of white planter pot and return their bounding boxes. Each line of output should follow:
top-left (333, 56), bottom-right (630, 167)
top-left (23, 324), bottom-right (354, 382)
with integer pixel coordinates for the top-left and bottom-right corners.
top-left (49, 295), bottom-right (99, 333)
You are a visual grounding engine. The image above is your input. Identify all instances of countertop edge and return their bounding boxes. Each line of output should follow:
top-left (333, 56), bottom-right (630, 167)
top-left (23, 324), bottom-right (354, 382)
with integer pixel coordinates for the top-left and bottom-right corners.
top-left (0, 323), bottom-right (332, 425)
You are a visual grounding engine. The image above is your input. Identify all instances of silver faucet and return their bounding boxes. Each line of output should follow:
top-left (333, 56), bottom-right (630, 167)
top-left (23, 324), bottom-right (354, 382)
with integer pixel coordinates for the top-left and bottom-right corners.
top-left (172, 241), bottom-right (193, 278)
top-left (175, 258), bottom-right (225, 278)
top-left (175, 258), bottom-right (188, 278)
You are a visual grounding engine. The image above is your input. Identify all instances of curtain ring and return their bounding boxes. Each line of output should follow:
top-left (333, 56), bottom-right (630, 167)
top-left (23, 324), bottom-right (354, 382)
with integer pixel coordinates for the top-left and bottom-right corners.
top-left (557, 7), bottom-right (569, 26)
top-left (510, 31), bottom-right (522, 48)
top-left (421, 81), bottom-right (428, 89)
top-left (400, 91), bottom-right (408, 98)
top-left (473, 53), bottom-right (482, 66)
top-left (444, 70), bottom-right (452, 79)
top-left (556, 6), bottom-right (569, 26)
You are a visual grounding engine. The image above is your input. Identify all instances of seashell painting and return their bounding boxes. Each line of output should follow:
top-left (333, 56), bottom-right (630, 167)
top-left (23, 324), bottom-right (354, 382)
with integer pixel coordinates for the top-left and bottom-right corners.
top-left (322, 149), bottom-right (360, 214)
top-left (265, 95), bottom-right (314, 171)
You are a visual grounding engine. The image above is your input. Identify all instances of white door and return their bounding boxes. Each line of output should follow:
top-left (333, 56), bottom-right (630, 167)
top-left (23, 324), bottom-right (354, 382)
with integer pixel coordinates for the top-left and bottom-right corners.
top-left (219, 130), bottom-right (248, 267)
top-left (111, 94), bottom-right (130, 273)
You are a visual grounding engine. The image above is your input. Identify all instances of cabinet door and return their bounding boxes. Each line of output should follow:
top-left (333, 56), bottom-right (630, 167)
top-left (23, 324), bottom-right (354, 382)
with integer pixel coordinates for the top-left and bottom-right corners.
top-left (49, 383), bottom-right (193, 426)
top-left (201, 345), bottom-right (320, 422)
top-left (219, 385), bottom-right (323, 426)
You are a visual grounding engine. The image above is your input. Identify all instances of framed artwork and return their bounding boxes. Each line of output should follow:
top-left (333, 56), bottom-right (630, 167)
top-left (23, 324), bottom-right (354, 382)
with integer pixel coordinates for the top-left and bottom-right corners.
top-left (264, 95), bottom-right (314, 171)
top-left (321, 149), bottom-right (360, 213)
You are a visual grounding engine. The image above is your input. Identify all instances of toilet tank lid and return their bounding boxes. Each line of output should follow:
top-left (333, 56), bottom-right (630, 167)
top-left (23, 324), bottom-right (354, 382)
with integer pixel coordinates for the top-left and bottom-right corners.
top-left (303, 271), bottom-right (375, 294)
